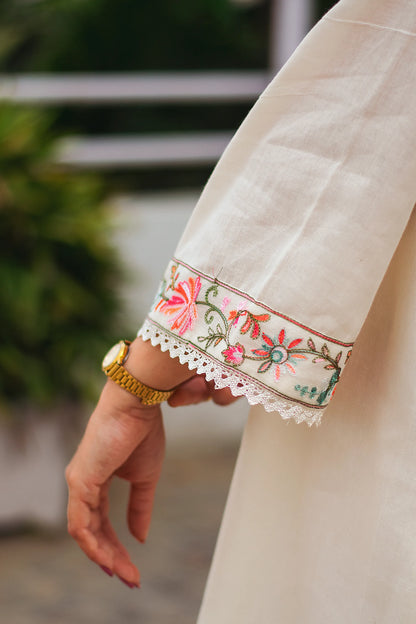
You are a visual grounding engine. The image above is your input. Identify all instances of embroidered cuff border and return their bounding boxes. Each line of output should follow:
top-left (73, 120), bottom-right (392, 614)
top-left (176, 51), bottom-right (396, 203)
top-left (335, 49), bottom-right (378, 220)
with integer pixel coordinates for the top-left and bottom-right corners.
top-left (139, 259), bottom-right (354, 425)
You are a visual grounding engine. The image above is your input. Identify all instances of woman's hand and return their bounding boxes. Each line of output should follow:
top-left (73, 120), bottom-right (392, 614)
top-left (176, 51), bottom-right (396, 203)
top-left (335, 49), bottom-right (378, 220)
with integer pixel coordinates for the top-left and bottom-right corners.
top-left (66, 379), bottom-right (165, 589)
top-left (168, 375), bottom-right (240, 407)
top-left (65, 336), bottom-right (240, 589)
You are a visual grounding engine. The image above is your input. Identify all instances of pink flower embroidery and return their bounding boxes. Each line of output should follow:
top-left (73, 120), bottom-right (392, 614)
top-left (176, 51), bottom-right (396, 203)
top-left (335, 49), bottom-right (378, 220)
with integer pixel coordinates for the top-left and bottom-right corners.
top-left (222, 343), bottom-right (245, 366)
top-left (156, 276), bottom-right (201, 335)
top-left (220, 296), bottom-right (231, 313)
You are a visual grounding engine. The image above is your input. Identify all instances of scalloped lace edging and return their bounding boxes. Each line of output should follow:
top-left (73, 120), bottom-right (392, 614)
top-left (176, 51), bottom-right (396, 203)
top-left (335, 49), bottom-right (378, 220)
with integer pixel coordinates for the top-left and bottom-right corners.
top-left (138, 320), bottom-right (324, 426)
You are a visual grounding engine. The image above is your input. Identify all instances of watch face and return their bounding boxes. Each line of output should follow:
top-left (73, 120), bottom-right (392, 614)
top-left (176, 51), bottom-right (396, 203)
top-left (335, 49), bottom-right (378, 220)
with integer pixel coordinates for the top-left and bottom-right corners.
top-left (102, 341), bottom-right (124, 369)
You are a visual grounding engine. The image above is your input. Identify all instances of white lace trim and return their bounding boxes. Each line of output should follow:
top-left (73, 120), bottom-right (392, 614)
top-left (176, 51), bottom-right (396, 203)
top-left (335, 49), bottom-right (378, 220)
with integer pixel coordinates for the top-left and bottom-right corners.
top-left (138, 319), bottom-right (324, 427)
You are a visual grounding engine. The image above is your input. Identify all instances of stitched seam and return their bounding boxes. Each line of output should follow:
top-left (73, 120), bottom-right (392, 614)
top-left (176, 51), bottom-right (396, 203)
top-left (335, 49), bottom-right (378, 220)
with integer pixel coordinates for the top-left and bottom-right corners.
top-left (148, 260), bottom-right (352, 410)
top-left (173, 257), bottom-right (354, 346)
top-left (324, 15), bottom-right (416, 38)
top-left (144, 317), bottom-right (325, 411)
top-left (139, 319), bottom-right (326, 426)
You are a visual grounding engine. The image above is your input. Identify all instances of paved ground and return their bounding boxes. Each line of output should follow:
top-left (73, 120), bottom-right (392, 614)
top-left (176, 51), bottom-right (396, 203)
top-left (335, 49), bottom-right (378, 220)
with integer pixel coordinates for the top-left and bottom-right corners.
top-left (0, 442), bottom-right (239, 624)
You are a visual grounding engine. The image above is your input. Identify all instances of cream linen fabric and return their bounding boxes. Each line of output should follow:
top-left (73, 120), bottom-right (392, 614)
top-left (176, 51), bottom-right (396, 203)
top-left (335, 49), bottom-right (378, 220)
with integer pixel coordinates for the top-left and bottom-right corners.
top-left (139, 0), bottom-right (416, 425)
top-left (137, 0), bottom-right (416, 620)
top-left (197, 202), bottom-right (416, 624)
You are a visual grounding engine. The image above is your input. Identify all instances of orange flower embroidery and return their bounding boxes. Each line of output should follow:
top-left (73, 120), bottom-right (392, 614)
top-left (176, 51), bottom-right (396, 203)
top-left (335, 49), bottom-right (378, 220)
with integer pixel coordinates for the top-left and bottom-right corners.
top-left (156, 276), bottom-right (201, 335)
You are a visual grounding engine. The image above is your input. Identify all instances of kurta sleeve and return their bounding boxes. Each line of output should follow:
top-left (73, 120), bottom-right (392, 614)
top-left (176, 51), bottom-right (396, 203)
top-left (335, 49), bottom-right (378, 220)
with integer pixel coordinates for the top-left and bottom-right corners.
top-left (138, 0), bottom-right (416, 426)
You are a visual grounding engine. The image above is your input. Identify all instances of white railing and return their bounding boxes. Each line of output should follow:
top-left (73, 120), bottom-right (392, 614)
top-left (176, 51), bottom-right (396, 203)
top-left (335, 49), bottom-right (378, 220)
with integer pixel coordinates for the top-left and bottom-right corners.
top-left (0, 72), bottom-right (269, 105)
top-left (0, 0), bottom-right (313, 169)
top-left (0, 72), bottom-right (269, 168)
top-left (56, 132), bottom-right (234, 169)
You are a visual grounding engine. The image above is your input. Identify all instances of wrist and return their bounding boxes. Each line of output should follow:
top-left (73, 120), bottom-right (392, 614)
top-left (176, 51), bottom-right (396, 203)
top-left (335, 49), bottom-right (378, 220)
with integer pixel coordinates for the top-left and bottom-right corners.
top-left (124, 336), bottom-right (195, 391)
top-left (101, 336), bottom-right (195, 407)
top-left (102, 378), bottom-right (161, 420)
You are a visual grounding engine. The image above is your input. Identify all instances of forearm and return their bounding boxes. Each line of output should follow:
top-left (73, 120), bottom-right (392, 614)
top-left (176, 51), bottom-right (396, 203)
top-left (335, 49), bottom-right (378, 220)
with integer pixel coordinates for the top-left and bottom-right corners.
top-left (124, 335), bottom-right (195, 392)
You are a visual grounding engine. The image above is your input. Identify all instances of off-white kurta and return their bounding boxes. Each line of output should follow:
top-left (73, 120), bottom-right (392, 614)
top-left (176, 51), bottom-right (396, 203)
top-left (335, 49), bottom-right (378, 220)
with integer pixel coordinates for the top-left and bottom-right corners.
top-left (139, 0), bottom-right (416, 620)
top-left (197, 208), bottom-right (416, 622)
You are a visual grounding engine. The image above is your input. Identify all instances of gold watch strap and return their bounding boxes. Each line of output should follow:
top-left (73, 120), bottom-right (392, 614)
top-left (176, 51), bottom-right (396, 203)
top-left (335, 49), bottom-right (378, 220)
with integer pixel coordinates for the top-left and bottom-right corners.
top-left (105, 362), bottom-right (174, 405)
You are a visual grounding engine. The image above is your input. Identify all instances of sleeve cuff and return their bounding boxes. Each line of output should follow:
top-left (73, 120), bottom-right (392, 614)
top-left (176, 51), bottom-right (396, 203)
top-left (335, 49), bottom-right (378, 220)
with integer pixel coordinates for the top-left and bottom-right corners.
top-left (138, 259), bottom-right (354, 426)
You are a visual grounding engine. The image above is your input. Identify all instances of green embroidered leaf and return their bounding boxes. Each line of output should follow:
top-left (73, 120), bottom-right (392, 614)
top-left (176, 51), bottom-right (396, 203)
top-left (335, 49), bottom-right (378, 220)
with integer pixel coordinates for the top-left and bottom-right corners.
top-left (257, 361), bottom-right (272, 374)
top-left (307, 338), bottom-right (316, 351)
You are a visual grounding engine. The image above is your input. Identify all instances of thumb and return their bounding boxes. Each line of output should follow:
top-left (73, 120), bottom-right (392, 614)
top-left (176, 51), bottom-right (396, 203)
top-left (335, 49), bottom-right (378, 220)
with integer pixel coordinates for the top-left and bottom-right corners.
top-left (128, 480), bottom-right (159, 543)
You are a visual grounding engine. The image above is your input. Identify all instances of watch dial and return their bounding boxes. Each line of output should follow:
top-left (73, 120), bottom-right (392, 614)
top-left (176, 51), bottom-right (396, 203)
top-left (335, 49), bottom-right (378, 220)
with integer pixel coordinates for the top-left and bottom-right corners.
top-left (102, 342), bottom-right (123, 368)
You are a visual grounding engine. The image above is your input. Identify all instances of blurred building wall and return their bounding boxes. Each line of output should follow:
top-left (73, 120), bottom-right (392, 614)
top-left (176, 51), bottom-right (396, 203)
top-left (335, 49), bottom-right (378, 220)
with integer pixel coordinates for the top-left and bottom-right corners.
top-left (111, 191), bottom-right (249, 450)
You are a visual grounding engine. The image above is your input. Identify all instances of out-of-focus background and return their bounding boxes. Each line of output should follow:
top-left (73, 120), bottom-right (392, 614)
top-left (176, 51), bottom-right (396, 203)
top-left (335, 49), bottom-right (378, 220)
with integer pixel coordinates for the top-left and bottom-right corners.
top-left (0, 1), bottom-right (335, 621)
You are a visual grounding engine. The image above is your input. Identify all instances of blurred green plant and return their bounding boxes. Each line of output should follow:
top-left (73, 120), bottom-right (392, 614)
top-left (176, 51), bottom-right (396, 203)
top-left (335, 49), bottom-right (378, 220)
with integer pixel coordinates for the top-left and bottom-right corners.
top-left (0, 0), bottom-right (269, 73)
top-left (0, 105), bottom-right (125, 418)
top-left (0, 0), bottom-right (269, 148)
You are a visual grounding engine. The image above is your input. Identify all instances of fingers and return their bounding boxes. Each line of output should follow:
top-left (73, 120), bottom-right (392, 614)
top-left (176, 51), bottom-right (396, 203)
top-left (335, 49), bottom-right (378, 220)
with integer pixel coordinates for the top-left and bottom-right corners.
top-left (208, 383), bottom-right (241, 406)
top-left (168, 375), bottom-right (210, 406)
top-left (66, 396), bottom-right (164, 587)
top-left (99, 516), bottom-right (140, 586)
top-left (119, 416), bottom-right (165, 544)
top-left (168, 376), bottom-right (241, 407)
top-left (66, 469), bottom-right (140, 587)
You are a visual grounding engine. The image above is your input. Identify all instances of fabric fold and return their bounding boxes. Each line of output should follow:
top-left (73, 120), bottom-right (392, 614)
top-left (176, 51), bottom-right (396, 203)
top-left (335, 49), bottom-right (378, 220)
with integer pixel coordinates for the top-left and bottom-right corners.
top-left (138, 0), bottom-right (416, 424)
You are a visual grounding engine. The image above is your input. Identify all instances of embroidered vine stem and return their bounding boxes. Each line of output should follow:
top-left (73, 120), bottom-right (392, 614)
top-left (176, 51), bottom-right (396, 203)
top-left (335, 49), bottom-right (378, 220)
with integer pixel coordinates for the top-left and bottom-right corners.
top-left (195, 284), bottom-right (231, 349)
top-left (242, 350), bottom-right (339, 372)
top-left (158, 280), bottom-right (169, 302)
top-left (153, 263), bottom-right (349, 408)
top-left (195, 293), bottom-right (341, 367)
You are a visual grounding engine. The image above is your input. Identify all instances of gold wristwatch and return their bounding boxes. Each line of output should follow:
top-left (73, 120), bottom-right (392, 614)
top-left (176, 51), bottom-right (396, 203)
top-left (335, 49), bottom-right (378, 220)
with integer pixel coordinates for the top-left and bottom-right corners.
top-left (102, 340), bottom-right (175, 405)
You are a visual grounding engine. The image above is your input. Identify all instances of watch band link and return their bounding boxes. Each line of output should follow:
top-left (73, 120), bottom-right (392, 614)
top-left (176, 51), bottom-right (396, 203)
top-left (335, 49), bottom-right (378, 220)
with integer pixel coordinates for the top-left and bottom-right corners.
top-left (106, 362), bottom-right (174, 405)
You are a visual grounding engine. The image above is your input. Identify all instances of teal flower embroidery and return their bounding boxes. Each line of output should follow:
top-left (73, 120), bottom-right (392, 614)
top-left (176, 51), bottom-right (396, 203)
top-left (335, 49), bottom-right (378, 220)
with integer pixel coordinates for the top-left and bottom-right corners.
top-left (252, 330), bottom-right (307, 380)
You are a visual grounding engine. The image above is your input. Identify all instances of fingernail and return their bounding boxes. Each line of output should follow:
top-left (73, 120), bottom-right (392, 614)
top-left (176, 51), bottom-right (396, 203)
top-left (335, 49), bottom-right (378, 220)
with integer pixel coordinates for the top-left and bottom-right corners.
top-left (119, 577), bottom-right (140, 589)
top-left (100, 565), bottom-right (114, 577)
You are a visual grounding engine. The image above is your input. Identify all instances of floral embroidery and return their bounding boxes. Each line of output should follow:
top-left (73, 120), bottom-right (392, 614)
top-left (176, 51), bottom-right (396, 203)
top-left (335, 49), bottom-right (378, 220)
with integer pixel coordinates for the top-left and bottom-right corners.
top-left (149, 259), bottom-right (354, 410)
top-left (252, 330), bottom-right (307, 379)
top-left (220, 296), bottom-right (231, 312)
top-left (155, 274), bottom-right (201, 335)
top-left (222, 343), bottom-right (245, 365)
